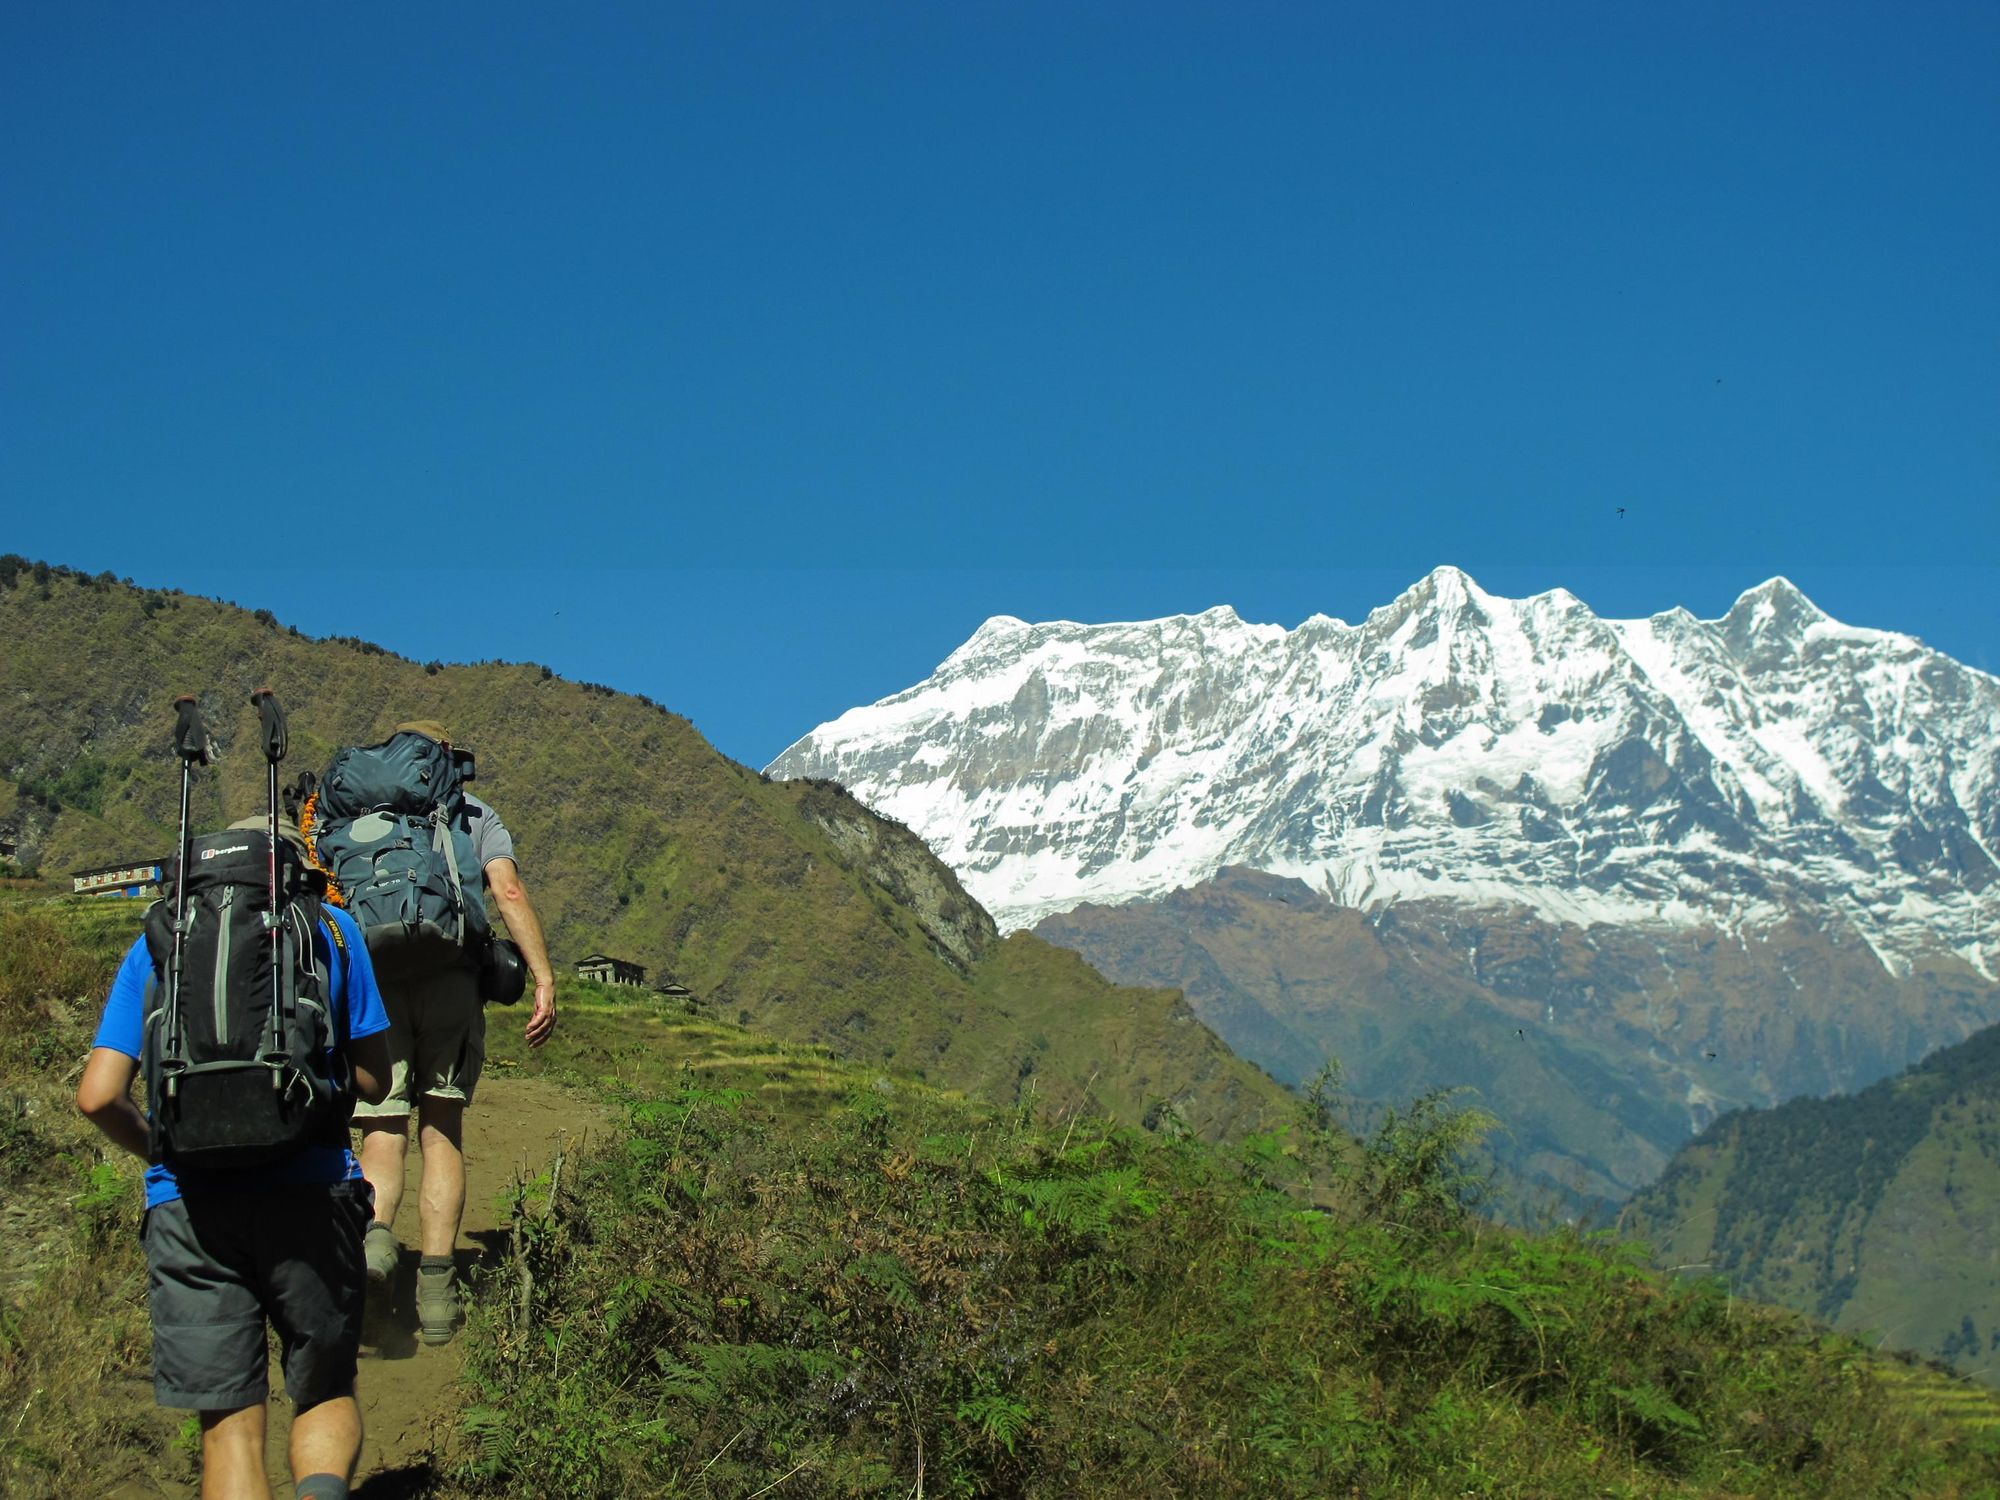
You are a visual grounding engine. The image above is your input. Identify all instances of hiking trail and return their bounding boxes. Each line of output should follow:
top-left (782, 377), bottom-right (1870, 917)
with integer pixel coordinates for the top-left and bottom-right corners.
top-left (270, 1073), bottom-right (612, 1497)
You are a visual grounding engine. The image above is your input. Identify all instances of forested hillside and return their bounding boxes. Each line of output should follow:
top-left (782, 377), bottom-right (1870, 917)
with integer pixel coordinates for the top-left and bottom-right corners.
top-left (0, 558), bottom-right (1289, 1140)
top-left (1623, 1022), bottom-right (2000, 1384)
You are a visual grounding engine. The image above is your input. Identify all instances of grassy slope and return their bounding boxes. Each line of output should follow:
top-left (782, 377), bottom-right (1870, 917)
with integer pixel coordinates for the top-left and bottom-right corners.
top-left (1622, 1023), bottom-right (2000, 1385)
top-left (0, 564), bottom-right (1291, 1142)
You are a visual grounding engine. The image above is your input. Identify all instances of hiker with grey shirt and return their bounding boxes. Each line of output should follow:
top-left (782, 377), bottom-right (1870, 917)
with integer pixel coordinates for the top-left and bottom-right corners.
top-left (343, 721), bottom-right (557, 1344)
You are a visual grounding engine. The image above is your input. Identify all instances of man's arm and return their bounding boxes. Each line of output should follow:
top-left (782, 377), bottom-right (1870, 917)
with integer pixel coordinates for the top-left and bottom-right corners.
top-left (350, 1030), bottom-right (392, 1105)
top-left (486, 856), bottom-right (556, 1047)
top-left (77, 1048), bottom-right (149, 1158)
top-left (328, 908), bottom-right (393, 1102)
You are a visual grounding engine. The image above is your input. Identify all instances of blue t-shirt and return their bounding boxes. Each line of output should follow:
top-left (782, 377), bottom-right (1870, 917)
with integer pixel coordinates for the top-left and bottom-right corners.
top-left (93, 903), bottom-right (391, 1208)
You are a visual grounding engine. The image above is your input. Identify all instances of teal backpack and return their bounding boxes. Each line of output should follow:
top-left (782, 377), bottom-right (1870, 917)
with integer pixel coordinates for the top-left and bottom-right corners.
top-left (310, 731), bottom-right (490, 979)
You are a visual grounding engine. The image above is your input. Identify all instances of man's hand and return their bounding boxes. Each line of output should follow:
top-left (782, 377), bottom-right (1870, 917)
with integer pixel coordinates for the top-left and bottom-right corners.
top-left (525, 980), bottom-right (556, 1047)
top-left (486, 856), bottom-right (557, 1050)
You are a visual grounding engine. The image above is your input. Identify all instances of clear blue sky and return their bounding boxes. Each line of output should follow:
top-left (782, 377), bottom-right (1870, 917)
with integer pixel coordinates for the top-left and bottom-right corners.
top-left (5, 3), bottom-right (1994, 765)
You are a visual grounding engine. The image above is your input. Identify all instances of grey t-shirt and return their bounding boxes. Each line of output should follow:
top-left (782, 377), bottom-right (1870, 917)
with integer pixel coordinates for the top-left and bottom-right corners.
top-left (465, 793), bottom-right (517, 872)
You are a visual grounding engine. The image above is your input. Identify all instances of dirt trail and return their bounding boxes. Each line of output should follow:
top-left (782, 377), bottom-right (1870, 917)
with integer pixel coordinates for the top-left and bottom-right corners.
top-left (270, 1073), bottom-right (614, 1495)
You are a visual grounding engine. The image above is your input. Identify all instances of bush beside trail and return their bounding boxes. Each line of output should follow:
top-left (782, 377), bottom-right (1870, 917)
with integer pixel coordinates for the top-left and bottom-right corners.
top-left (447, 1075), bottom-right (2000, 1498)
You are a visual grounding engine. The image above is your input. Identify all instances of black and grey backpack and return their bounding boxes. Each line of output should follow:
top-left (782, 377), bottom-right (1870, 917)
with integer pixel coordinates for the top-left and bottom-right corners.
top-left (141, 829), bottom-right (349, 1169)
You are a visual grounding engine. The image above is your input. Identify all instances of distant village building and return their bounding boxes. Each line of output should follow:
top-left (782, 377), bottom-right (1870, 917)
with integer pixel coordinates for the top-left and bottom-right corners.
top-left (71, 859), bottom-right (166, 898)
top-left (655, 981), bottom-right (698, 1005)
top-left (575, 953), bottom-right (646, 987)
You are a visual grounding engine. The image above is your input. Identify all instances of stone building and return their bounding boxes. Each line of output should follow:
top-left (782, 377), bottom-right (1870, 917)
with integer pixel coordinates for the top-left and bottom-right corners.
top-left (575, 953), bottom-right (646, 987)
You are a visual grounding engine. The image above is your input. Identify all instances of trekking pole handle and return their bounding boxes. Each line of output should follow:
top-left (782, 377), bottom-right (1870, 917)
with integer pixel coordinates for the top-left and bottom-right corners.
top-left (172, 695), bottom-right (217, 766)
top-left (251, 688), bottom-right (288, 765)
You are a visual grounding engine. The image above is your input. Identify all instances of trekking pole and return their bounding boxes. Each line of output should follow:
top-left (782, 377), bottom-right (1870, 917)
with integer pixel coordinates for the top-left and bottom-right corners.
top-left (251, 689), bottom-right (289, 1093)
top-left (166, 696), bottom-right (216, 1099)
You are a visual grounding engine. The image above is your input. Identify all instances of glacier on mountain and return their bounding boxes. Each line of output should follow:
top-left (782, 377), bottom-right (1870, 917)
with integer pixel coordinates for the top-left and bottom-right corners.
top-left (768, 569), bottom-right (2000, 975)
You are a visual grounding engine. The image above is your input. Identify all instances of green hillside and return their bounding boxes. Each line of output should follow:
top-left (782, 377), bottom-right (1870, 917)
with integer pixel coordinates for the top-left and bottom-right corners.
top-left (1622, 1021), bottom-right (2000, 1385)
top-left (7, 888), bottom-right (1999, 1496)
top-left (0, 558), bottom-right (1289, 1141)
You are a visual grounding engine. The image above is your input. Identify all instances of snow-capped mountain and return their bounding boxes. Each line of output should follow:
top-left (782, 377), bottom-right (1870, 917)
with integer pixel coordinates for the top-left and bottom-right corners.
top-left (769, 569), bottom-right (2000, 975)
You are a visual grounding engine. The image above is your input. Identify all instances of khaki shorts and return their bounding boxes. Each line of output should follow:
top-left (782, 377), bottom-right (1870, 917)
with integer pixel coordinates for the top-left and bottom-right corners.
top-left (352, 964), bottom-right (485, 1117)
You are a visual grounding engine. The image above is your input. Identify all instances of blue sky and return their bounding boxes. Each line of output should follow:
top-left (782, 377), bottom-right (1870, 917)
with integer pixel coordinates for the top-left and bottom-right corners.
top-left (5, 3), bottom-right (1994, 765)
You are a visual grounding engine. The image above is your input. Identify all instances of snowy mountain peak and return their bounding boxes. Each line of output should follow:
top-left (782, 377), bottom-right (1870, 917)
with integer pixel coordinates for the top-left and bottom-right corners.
top-left (1724, 576), bottom-right (1827, 639)
top-left (1373, 564), bottom-right (1492, 625)
top-left (769, 574), bottom-right (2000, 974)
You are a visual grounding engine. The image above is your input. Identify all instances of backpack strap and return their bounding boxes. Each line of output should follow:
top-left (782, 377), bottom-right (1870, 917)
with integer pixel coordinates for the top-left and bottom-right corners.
top-left (431, 806), bottom-right (468, 923)
top-left (299, 893), bottom-right (358, 1126)
top-left (260, 886), bottom-right (300, 1077)
top-left (142, 896), bottom-right (192, 1083)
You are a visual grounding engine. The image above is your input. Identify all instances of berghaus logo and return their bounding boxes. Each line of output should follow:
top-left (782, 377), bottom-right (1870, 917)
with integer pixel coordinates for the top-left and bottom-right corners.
top-left (200, 844), bottom-right (253, 860)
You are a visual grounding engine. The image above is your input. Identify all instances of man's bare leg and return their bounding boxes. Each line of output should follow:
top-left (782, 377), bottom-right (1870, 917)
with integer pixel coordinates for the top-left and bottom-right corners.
top-left (357, 1117), bottom-right (411, 1228)
top-left (415, 1098), bottom-right (467, 1258)
top-left (199, 1403), bottom-right (271, 1500)
top-left (412, 1098), bottom-right (468, 1342)
top-left (290, 1391), bottom-right (362, 1492)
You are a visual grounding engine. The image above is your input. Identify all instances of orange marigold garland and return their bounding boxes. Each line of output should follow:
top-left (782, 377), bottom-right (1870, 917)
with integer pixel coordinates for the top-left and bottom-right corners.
top-left (298, 791), bottom-right (347, 907)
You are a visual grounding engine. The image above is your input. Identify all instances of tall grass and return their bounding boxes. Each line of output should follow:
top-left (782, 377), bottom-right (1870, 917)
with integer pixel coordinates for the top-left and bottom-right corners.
top-left (0, 897), bottom-right (173, 1498)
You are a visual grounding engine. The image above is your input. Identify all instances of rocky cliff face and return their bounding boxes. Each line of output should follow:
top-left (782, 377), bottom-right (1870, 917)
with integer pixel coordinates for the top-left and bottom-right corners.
top-left (770, 569), bottom-right (2000, 978)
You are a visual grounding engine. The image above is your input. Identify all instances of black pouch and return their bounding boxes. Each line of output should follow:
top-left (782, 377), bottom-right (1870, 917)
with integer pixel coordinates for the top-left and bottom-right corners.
top-left (478, 935), bottom-right (526, 1005)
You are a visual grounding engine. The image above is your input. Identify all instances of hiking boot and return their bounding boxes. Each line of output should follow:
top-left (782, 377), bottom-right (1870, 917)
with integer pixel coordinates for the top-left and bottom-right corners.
top-left (364, 1222), bottom-right (399, 1288)
top-left (416, 1263), bottom-right (459, 1345)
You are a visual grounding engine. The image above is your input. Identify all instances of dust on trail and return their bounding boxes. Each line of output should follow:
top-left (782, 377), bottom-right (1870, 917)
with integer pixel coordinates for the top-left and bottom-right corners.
top-left (271, 1073), bottom-right (616, 1496)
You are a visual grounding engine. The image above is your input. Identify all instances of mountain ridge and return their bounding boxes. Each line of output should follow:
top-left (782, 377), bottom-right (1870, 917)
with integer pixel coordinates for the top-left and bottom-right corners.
top-left (769, 567), bottom-right (2000, 1213)
top-left (768, 567), bottom-right (2000, 980)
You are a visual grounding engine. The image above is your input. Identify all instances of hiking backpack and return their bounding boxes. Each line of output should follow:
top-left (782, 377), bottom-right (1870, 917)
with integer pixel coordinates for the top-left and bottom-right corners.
top-left (308, 731), bottom-right (490, 977)
top-left (141, 830), bottom-right (350, 1168)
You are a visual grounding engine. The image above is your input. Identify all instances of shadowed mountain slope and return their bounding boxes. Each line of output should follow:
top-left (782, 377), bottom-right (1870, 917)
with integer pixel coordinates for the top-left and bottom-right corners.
top-left (1039, 867), bottom-right (2000, 1217)
top-left (1622, 1021), bottom-right (2000, 1386)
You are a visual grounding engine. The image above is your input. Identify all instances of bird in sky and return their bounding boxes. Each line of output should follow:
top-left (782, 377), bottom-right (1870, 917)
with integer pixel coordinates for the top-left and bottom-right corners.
top-left (1616, 507), bottom-right (1627, 518)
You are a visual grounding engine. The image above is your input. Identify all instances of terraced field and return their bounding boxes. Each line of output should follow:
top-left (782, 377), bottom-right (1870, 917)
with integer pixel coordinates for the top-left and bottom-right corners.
top-left (1879, 1359), bottom-right (2000, 1436)
top-left (485, 977), bottom-right (959, 1121)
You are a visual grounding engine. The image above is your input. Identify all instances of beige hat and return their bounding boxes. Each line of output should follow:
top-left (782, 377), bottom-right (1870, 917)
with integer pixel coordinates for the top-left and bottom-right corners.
top-left (226, 814), bottom-right (309, 856)
top-left (395, 720), bottom-right (452, 743)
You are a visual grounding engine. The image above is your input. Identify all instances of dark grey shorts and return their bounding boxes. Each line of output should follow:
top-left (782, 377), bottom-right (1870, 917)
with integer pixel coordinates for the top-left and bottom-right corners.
top-left (142, 1179), bottom-right (373, 1411)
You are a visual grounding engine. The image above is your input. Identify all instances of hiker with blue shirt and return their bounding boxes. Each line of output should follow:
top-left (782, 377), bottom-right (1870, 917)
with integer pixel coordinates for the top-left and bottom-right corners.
top-left (77, 812), bottom-right (393, 1500)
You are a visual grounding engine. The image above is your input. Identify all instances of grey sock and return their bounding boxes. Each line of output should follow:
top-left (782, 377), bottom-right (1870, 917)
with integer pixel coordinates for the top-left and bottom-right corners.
top-left (296, 1476), bottom-right (349, 1500)
top-left (419, 1255), bottom-right (453, 1274)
